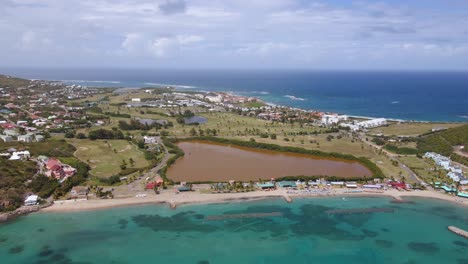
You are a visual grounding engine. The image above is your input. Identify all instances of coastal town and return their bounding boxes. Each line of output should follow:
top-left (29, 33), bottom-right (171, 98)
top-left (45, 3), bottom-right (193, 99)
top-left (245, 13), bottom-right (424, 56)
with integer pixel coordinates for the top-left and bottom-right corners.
top-left (0, 74), bottom-right (467, 221)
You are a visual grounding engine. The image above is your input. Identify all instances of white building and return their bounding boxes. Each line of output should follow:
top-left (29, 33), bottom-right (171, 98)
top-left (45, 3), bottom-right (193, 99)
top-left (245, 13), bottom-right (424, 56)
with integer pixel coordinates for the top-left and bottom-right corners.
top-left (131, 98), bottom-right (141, 102)
top-left (321, 114), bottom-right (348, 125)
top-left (17, 134), bottom-right (34, 143)
top-left (341, 118), bottom-right (387, 131)
top-left (205, 95), bottom-right (222, 103)
top-left (24, 195), bottom-right (38, 206)
top-left (143, 136), bottom-right (158, 144)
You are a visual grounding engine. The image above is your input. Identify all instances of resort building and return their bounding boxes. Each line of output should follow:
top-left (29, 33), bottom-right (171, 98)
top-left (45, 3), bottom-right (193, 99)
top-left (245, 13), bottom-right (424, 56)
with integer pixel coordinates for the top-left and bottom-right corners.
top-left (321, 114), bottom-right (348, 125)
top-left (424, 152), bottom-right (466, 183)
top-left (341, 118), bottom-right (387, 131)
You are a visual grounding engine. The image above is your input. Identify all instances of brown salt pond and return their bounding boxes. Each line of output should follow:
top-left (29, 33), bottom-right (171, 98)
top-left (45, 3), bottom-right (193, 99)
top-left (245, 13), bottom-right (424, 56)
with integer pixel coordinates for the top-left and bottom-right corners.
top-left (167, 141), bottom-right (372, 182)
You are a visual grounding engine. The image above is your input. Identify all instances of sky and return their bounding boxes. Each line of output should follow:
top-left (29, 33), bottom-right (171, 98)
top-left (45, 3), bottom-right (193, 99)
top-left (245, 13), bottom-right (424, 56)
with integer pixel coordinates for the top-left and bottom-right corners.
top-left (1, 0), bottom-right (468, 70)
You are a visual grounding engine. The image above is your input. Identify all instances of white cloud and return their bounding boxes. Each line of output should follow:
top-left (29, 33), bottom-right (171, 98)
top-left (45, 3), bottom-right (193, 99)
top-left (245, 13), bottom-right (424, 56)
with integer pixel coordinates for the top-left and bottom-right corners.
top-left (1, 0), bottom-right (468, 69)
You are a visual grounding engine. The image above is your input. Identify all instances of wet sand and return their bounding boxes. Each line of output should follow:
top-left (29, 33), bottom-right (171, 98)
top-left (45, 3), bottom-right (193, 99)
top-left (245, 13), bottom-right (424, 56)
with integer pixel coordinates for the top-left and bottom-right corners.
top-left (40, 189), bottom-right (467, 213)
top-left (167, 141), bottom-right (372, 182)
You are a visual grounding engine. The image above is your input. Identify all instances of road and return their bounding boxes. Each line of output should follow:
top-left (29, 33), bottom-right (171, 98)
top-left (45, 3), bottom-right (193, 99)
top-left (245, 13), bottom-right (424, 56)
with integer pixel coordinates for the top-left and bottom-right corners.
top-left (114, 140), bottom-right (170, 196)
top-left (359, 133), bottom-right (425, 185)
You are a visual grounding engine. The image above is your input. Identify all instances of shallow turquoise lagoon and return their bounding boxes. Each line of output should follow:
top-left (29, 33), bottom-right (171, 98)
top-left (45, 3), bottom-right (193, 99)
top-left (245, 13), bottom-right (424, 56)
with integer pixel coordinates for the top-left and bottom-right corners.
top-left (0, 197), bottom-right (467, 264)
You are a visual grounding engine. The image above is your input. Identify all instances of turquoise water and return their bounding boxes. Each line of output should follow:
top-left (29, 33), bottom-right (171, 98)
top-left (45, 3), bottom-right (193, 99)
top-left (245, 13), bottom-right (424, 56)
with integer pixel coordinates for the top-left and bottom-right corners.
top-left (0, 197), bottom-right (467, 264)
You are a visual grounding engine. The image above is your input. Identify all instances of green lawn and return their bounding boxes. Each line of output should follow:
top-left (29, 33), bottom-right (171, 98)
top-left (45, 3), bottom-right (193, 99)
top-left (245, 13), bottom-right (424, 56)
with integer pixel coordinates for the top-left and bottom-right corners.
top-left (369, 122), bottom-right (463, 136)
top-left (67, 139), bottom-right (149, 178)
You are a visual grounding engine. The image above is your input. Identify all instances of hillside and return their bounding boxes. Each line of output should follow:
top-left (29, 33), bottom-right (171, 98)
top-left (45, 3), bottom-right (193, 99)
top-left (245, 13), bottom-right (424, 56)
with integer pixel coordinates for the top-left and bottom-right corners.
top-left (417, 124), bottom-right (468, 156)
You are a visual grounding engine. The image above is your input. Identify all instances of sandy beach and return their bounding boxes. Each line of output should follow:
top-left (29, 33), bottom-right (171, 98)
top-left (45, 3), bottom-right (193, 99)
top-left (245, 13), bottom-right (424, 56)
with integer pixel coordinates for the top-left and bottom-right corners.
top-left (40, 188), bottom-right (467, 213)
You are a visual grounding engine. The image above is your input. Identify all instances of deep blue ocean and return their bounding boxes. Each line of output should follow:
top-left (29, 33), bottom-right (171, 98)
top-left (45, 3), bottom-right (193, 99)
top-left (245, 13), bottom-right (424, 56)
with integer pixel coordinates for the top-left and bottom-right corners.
top-left (1, 68), bottom-right (467, 122)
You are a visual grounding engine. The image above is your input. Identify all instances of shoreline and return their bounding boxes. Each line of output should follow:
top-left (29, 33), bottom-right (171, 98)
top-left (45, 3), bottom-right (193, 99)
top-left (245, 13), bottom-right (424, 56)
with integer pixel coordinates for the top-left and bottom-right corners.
top-left (38, 189), bottom-right (467, 214)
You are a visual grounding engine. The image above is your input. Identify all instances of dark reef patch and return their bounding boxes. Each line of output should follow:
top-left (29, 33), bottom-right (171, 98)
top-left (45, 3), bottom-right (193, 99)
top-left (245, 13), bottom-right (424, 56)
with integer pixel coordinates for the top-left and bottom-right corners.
top-left (8, 245), bottom-right (24, 254)
top-left (38, 245), bottom-right (54, 257)
top-left (381, 228), bottom-right (389, 232)
top-left (132, 211), bottom-right (217, 233)
top-left (118, 219), bottom-right (128, 229)
top-left (407, 242), bottom-right (439, 254)
top-left (362, 229), bottom-right (378, 238)
top-left (37, 228), bottom-right (45, 232)
top-left (375, 239), bottom-right (393, 248)
top-left (198, 260), bottom-right (210, 264)
top-left (289, 204), bottom-right (365, 241)
top-left (457, 259), bottom-right (468, 264)
top-left (453, 240), bottom-right (468, 248)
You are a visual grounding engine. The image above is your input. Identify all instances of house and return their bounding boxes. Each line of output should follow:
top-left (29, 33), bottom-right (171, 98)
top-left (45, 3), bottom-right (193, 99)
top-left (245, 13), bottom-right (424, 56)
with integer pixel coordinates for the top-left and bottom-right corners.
top-left (35, 134), bottom-right (44, 142)
top-left (24, 195), bottom-right (38, 206)
top-left (3, 129), bottom-right (19, 137)
top-left (131, 98), bottom-right (141, 102)
top-left (0, 135), bottom-right (12, 142)
top-left (70, 186), bottom-right (89, 199)
top-left (9, 151), bottom-right (30, 160)
top-left (143, 136), bottom-right (158, 144)
top-left (45, 158), bottom-right (76, 180)
top-left (18, 134), bottom-right (34, 143)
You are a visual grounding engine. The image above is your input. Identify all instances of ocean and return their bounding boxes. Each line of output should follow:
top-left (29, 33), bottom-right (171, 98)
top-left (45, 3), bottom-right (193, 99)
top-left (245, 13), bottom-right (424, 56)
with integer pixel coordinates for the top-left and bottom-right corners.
top-left (0, 197), bottom-right (467, 264)
top-left (1, 68), bottom-right (468, 122)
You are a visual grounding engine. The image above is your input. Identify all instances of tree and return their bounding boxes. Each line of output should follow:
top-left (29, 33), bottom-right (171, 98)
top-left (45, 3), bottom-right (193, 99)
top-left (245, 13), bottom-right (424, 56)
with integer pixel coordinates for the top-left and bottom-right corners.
top-left (120, 160), bottom-right (127, 170)
top-left (189, 127), bottom-right (197, 136)
top-left (129, 158), bottom-right (135, 167)
top-left (76, 133), bottom-right (87, 139)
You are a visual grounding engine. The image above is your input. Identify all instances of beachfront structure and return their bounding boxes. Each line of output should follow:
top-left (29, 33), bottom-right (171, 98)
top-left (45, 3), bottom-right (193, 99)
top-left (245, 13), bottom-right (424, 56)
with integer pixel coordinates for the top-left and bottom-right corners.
top-left (345, 182), bottom-right (358, 188)
top-left (321, 114), bottom-right (348, 125)
top-left (424, 152), bottom-right (466, 183)
top-left (257, 182), bottom-right (275, 189)
top-left (278, 181), bottom-right (297, 188)
top-left (44, 158), bottom-right (76, 181)
top-left (24, 195), bottom-right (38, 206)
top-left (70, 186), bottom-right (89, 199)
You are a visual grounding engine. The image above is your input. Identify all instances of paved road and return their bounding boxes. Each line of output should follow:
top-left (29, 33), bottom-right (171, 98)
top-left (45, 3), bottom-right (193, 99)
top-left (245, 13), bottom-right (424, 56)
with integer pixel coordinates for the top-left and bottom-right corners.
top-left (359, 133), bottom-right (425, 184)
top-left (114, 140), bottom-right (170, 196)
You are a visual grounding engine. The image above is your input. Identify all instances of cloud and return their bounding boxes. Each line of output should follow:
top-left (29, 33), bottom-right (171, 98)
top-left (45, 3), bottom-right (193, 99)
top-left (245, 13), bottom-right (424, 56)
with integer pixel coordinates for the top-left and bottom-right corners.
top-left (1, 0), bottom-right (468, 69)
top-left (121, 33), bottom-right (203, 57)
top-left (158, 0), bottom-right (186, 15)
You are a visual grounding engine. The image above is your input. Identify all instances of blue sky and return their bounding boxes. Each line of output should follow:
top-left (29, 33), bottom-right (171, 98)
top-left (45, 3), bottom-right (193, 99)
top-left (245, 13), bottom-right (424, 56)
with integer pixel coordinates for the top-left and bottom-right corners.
top-left (1, 0), bottom-right (468, 70)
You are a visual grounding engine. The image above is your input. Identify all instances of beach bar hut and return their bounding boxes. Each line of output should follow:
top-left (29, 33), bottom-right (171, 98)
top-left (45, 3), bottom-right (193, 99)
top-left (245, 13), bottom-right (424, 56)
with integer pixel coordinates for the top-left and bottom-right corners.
top-left (345, 182), bottom-right (358, 188)
top-left (257, 182), bottom-right (275, 190)
top-left (331, 181), bottom-right (344, 187)
top-left (441, 185), bottom-right (457, 193)
top-left (363, 184), bottom-right (382, 189)
top-left (278, 181), bottom-right (296, 188)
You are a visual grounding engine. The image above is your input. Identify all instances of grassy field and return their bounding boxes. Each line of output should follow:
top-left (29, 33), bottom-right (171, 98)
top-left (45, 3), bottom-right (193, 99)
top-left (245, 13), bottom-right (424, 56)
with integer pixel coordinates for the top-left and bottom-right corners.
top-left (369, 122), bottom-right (463, 136)
top-left (398, 156), bottom-right (444, 183)
top-left (67, 139), bottom-right (149, 178)
top-left (77, 93), bottom-right (410, 180)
